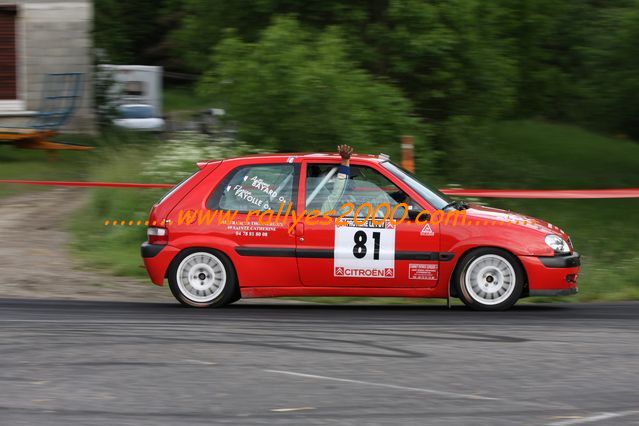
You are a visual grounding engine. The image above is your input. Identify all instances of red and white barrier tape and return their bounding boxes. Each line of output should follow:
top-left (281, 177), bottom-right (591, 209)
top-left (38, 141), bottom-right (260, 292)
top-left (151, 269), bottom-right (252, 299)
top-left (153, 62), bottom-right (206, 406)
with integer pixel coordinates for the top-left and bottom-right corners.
top-left (0, 179), bottom-right (174, 189)
top-left (440, 188), bottom-right (639, 199)
top-left (1, 179), bottom-right (639, 198)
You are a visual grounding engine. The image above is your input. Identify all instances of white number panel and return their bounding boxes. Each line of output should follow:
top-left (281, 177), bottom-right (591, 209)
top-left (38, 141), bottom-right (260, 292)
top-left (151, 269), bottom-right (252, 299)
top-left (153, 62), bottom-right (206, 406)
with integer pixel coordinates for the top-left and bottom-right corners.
top-left (334, 221), bottom-right (395, 278)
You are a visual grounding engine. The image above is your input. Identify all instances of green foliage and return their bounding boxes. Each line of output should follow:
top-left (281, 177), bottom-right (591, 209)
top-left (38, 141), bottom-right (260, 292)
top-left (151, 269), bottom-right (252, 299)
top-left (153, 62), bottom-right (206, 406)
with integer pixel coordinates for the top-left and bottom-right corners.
top-left (491, 0), bottom-right (639, 137)
top-left (579, 1), bottom-right (639, 138)
top-left (94, 0), bottom-right (180, 67)
top-left (173, 1), bottom-right (517, 159)
top-left (94, 0), bottom-right (639, 144)
top-left (200, 17), bottom-right (427, 160)
top-left (380, 0), bottom-right (516, 121)
top-left (449, 120), bottom-right (639, 189)
top-left (492, 0), bottom-right (588, 119)
top-left (168, 0), bottom-right (390, 73)
top-left (163, 85), bottom-right (216, 112)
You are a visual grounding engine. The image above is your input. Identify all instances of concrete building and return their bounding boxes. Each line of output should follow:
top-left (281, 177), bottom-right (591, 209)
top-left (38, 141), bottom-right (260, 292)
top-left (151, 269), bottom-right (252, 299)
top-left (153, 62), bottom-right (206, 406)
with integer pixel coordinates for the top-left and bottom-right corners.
top-left (0, 0), bottom-right (94, 132)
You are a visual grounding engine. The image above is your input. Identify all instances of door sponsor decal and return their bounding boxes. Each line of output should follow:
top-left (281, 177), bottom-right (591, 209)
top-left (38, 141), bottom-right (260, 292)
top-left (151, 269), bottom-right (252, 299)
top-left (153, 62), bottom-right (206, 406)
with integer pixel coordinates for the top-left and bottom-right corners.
top-left (334, 220), bottom-right (395, 278)
top-left (420, 223), bottom-right (434, 237)
top-left (409, 263), bottom-right (438, 280)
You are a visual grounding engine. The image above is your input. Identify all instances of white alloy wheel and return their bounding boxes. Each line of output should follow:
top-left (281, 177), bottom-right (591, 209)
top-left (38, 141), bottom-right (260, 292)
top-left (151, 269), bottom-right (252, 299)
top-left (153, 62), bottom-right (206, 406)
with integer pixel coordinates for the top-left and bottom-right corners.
top-left (176, 252), bottom-right (227, 303)
top-left (463, 254), bottom-right (516, 306)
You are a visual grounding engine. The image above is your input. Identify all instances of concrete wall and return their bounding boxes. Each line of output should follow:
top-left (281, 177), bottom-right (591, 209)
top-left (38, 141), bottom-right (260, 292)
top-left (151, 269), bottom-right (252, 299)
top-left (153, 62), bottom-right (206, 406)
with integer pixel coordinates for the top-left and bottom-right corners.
top-left (0, 0), bottom-right (94, 132)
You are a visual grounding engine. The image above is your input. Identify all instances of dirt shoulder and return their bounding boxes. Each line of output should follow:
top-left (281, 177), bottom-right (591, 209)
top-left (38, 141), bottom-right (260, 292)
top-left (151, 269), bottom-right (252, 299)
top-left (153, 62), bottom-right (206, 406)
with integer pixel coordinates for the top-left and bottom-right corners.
top-left (0, 188), bottom-right (174, 302)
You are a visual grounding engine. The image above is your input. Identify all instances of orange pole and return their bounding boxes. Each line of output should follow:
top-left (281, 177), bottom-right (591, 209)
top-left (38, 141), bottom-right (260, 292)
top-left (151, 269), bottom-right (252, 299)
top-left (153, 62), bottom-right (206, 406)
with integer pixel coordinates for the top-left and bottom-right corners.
top-left (401, 135), bottom-right (414, 172)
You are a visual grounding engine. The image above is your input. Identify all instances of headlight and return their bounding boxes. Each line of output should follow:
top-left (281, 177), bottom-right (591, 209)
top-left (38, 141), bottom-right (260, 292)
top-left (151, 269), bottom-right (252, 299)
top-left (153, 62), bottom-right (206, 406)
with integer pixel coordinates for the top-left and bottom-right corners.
top-left (545, 234), bottom-right (570, 254)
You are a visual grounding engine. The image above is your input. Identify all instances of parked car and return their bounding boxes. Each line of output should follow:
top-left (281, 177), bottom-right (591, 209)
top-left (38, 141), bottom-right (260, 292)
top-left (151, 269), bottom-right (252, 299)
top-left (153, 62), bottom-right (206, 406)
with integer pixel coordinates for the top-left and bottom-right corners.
top-left (141, 153), bottom-right (580, 310)
top-left (113, 104), bottom-right (165, 132)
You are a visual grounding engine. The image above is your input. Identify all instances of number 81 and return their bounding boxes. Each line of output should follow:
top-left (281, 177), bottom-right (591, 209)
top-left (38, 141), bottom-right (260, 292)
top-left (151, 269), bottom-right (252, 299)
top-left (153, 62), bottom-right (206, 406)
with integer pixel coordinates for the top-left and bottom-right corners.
top-left (353, 230), bottom-right (381, 260)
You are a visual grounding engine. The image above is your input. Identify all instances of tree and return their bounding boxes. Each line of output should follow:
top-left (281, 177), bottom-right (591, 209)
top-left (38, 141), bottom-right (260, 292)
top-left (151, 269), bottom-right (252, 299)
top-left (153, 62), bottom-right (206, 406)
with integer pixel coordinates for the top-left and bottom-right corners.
top-left (580, 1), bottom-right (639, 138)
top-left (199, 17), bottom-right (428, 162)
top-left (174, 0), bottom-right (516, 121)
top-left (94, 0), bottom-right (181, 67)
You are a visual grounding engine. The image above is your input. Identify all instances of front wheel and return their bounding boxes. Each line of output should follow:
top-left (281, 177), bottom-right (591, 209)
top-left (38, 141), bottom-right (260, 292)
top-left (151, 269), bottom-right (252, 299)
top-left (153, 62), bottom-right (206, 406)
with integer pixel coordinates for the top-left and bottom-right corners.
top-left (168, 249), bottom-right (238, 308)
top-left (454, 248), bottom-right (524, 311)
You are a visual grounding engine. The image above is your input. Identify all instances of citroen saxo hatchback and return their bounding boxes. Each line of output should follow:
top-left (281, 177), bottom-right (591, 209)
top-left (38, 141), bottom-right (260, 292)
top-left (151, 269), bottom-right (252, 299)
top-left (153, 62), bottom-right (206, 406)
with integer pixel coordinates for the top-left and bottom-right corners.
top-left (141, 153), bottom-right (580, 310)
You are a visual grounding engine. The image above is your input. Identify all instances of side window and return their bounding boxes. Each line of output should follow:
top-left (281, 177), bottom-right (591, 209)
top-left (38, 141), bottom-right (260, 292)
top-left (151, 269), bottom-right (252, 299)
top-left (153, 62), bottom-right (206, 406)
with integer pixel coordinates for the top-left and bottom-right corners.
top-left (209, 164), bottom-right (295, 212)
top-left (305, 164), bottom-right (418, 217)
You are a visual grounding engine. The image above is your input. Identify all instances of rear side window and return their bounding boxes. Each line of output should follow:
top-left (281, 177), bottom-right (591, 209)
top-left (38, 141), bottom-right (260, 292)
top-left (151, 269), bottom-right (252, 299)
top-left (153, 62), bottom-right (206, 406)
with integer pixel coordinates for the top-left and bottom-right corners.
top-left (156, 170), bottom-right (199, 205)
top-left (208, 164), bottom-right (296, 212)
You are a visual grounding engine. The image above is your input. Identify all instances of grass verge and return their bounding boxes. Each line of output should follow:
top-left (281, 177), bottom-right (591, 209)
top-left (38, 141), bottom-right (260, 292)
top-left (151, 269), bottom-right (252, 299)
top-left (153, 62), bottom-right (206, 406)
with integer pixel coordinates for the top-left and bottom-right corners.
top-left (0, 143), bottom-right (90, 198)
top-left (67, 145), bottom-right (168, 277)
top-left (449, 120), bottom-right (639, 301)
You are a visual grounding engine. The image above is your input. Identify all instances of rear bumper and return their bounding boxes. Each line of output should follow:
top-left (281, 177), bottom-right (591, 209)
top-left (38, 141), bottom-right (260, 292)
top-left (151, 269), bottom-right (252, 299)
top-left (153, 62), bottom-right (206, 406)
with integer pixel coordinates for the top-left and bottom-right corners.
top-left (140, 243), bottom-right (180, 286)
top-left (141, 242), bottom-right (165, 258)
top-left (519, 253), bottom-right (580, 296)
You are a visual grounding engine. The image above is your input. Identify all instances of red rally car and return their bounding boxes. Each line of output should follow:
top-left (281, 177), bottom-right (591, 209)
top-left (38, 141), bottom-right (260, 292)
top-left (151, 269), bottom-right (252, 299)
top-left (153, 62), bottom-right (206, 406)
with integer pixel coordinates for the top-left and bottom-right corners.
top-left (141, 153), bottom-right (580, 311)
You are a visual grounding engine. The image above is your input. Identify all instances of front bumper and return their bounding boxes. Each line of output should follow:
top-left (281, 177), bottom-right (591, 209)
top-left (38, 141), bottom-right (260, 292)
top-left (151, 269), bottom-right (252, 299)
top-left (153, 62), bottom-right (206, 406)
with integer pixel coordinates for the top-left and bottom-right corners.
top-left (537, 252), bottom-right (581, 268)
top-left (519, 252), bottom-right (580, 297)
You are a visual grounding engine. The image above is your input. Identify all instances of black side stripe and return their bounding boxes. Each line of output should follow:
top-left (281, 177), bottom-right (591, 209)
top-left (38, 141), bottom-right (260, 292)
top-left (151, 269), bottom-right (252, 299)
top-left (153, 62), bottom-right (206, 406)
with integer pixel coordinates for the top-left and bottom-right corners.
top-left (296, 248), bottom-right (333, 258)
top-left (235, 247), bottom-right (454, 261)
top-left (395, 251), bottom-right (437, 260)
top-left (439, 252), bottom-right (455, 261)
top-left (235, 247), bottom-right (296, 257)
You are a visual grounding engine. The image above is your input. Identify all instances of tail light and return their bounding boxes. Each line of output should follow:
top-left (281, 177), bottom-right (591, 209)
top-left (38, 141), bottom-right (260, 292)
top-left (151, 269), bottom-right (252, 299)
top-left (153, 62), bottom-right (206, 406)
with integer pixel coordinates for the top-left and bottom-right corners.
top-left (147, 227), bottom-right (168, 245)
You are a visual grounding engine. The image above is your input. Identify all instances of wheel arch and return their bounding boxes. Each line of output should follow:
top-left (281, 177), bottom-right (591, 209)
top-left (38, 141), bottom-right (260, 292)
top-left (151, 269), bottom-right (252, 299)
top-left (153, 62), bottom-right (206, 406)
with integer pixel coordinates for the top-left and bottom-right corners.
top-left (166, 246), bottom-right (242, 306)
top-left (165, 246), bottom-right (240, 291)
top-left (448, 245), bottom-right (529, 298)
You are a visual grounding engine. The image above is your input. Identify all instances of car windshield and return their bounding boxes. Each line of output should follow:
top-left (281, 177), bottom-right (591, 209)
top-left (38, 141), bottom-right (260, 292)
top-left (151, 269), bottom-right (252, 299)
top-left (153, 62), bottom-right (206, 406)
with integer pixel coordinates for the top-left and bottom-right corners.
top-left (381, 161), bottom-right (453, 210)
top-left (119, 105), bottom-right (154, 119)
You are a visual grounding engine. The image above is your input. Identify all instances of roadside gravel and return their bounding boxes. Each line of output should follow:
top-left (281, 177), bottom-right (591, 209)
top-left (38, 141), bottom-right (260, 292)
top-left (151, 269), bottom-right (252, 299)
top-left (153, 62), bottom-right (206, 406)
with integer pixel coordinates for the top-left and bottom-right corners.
top-left (0, 188), bottom-right (174, 302)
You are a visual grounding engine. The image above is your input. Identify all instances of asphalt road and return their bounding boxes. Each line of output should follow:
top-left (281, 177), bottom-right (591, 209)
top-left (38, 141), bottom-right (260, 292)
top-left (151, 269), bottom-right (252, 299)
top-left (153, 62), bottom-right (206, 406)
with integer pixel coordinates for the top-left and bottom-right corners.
top-left (1, 299), bottom-right (638, 426)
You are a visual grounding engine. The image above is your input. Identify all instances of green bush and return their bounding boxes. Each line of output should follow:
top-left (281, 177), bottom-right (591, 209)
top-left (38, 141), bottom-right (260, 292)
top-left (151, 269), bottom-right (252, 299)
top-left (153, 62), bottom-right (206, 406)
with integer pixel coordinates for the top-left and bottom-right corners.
top-left (200, 16), bottom-right (428, 163)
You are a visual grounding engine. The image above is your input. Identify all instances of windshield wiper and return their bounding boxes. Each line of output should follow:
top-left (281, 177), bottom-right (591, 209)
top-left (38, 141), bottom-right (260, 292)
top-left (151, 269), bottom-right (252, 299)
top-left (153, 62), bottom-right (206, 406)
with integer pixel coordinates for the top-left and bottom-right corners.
top-left (441, 200), bottom-right (468, 210)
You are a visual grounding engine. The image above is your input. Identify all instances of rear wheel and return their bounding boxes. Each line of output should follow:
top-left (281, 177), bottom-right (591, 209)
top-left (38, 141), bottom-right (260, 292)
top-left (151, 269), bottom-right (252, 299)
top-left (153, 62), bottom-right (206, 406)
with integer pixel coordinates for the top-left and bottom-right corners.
top-left (168, 249), bottom-right (238, 308)
top-left (454, 248), bottom-right (524, 311)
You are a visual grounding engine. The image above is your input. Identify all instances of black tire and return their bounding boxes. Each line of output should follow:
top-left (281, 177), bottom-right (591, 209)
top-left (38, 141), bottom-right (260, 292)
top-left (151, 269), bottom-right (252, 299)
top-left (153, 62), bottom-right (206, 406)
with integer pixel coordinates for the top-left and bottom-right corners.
top-left (453, 247), bottom-right (524, 311)
top-left (228, 285), bottom-right (242, 305)
top-left (168, 248), bottom-right (238, 308)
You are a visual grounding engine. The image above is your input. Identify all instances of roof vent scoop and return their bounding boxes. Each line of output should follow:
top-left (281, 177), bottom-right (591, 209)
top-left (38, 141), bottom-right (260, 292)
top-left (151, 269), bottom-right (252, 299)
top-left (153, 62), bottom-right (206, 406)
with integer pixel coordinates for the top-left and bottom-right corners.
top-left (378, 153), bottom-right (390, 160)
